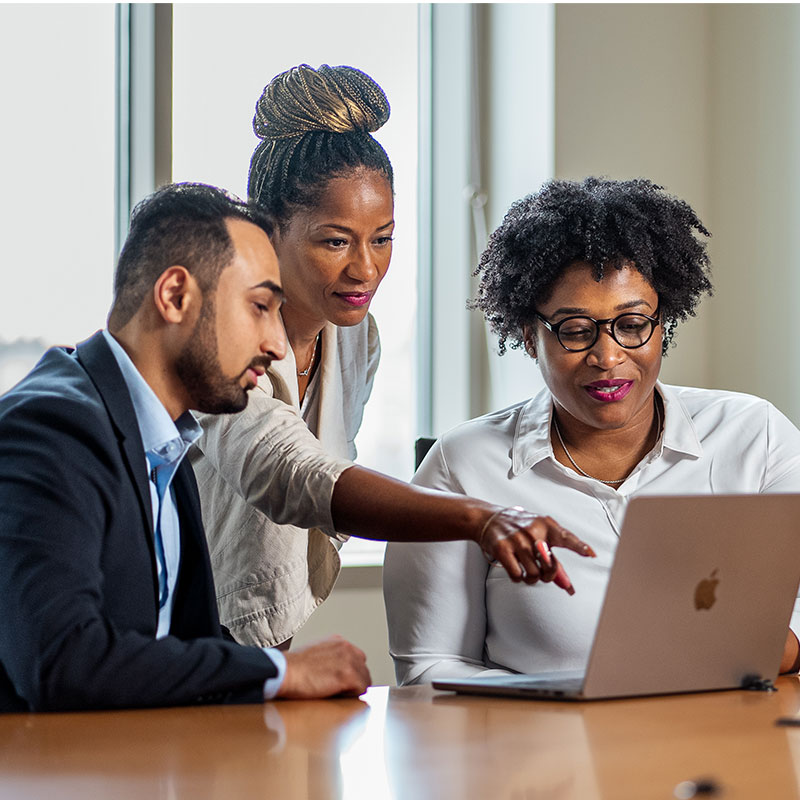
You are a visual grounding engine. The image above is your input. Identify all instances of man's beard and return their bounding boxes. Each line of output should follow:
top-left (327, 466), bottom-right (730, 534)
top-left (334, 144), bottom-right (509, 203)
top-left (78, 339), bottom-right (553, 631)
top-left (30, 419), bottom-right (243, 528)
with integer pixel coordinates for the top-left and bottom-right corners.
top-left (175, 302), bottom-right (251, 415)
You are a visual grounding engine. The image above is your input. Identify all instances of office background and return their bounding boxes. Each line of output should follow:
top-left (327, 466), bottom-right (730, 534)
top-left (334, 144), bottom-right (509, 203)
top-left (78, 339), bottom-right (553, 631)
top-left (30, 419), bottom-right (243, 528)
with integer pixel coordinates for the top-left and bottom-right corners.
top-left (1, 3), bottom-right (798, 685)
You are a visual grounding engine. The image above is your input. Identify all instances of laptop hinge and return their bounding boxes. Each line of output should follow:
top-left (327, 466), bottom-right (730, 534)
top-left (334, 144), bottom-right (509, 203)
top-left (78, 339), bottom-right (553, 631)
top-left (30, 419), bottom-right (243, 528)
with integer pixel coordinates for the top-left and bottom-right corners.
top-left (741, 674), bottom-right (777, 692)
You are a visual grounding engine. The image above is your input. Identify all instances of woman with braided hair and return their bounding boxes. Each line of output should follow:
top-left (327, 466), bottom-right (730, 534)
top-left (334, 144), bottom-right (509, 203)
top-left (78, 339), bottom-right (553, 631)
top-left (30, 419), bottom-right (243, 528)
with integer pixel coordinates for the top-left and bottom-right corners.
top-left (384, 177), bottom-right (800, 685)
top-left (247, 63), bottom-right (394, 421)
top-left (191, 66), bottom-right (591, 654)
top-left (191, 64), bottom-right (394, 649)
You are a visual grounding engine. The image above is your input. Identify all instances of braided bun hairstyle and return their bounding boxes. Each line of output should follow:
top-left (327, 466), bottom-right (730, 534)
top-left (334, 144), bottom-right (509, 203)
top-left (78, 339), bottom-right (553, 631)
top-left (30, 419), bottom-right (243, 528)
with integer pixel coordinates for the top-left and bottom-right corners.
top-left (248, 64), bottom-right (394, 226)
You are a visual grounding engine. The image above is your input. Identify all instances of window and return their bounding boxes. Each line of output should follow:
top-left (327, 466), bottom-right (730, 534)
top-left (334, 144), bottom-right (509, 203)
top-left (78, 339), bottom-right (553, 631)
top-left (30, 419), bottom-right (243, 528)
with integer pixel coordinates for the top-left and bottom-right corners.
top-left (0, 4), bottom-right (553, 566)
top-left (172, 4), bottom-right (419, 564)
top-left (0, 5), bottom-right (116, 394)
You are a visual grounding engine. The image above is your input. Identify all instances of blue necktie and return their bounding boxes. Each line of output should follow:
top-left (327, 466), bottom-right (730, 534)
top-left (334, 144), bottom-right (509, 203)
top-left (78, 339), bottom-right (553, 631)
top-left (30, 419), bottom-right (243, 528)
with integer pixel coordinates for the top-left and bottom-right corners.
top-left (147, 459), bottom-right (170, 609)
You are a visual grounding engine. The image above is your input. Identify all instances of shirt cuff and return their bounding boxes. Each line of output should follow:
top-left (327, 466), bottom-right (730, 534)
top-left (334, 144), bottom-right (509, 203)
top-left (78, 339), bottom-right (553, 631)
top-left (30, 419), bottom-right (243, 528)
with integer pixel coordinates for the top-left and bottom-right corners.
top-left (262, 647), bottom-right (287, 699)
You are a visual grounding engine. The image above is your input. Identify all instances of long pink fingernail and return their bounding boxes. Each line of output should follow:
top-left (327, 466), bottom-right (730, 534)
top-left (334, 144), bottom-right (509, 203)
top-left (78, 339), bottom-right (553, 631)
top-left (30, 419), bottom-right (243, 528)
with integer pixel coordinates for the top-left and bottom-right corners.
top-left (556, 575), bottom-right (575, 595)
top-left (554, 565), bottom-right (575, 595)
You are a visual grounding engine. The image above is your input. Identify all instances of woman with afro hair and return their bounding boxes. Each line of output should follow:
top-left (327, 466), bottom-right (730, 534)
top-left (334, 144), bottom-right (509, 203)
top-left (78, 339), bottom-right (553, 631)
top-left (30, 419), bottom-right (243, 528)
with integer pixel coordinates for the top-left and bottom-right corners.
top-left (384, 177), bottom-right (800, 685)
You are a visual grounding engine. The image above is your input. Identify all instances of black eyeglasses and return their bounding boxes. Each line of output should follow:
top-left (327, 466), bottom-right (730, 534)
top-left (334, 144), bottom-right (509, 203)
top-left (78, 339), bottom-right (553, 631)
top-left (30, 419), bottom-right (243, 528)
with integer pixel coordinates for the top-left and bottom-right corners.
top-left (534, 307), bottom-right (660, 352)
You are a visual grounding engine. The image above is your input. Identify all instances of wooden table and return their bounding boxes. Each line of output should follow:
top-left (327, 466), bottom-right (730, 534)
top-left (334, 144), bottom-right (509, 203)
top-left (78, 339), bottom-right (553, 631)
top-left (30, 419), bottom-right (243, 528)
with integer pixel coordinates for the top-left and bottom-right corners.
top-left (3, 679), bottom-right (800, 799)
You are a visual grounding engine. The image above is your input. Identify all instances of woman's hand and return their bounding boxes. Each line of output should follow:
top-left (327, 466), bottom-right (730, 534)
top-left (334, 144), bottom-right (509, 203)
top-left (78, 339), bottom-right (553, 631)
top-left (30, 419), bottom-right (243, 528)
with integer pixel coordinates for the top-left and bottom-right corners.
top-left (331, 466), bottom-right (595, 593)
top-left (477, 506), bottom-right (596, 592)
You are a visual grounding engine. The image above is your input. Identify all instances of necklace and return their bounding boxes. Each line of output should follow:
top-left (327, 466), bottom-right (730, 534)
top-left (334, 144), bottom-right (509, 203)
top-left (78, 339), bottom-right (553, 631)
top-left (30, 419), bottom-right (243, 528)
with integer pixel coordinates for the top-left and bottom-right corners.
top-left (296, 333), bottom-right (320, 377)
top-left (553, 401), bottom-right (662, 485)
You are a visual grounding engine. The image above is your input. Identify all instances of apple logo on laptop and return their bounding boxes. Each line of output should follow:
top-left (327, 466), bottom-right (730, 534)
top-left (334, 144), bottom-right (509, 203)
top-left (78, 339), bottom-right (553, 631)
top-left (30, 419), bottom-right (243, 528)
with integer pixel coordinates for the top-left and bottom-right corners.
top-left (694, 569), bottom-right (719, 610)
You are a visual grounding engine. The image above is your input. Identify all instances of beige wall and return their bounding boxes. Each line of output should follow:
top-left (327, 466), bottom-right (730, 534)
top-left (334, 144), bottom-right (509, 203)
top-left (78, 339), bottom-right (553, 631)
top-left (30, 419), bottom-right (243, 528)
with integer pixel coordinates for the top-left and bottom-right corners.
top-left (555, 4), bottom-right (800, 420)
top-left (555, 3), bottom-right (713, 388)
top-left (292, 567), bottom-right (395, 687)
top-left (708, 5), bottom-right (800, 419)
top-left (298, 3), bottom-right (800, 687)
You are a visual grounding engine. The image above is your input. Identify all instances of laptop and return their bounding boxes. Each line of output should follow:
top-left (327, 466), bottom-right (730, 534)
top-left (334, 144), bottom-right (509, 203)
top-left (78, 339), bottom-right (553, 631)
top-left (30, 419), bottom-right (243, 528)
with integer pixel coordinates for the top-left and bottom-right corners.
top-left (433, 494), bottom-right (800, 701)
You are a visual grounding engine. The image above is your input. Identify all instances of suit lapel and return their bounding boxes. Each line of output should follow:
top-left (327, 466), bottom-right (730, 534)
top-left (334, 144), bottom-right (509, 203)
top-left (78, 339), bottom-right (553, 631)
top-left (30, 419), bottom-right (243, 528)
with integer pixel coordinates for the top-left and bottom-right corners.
top-left (171, 462), bottom-right (221, 637)
top-left (75, 331), bottom-right (159, 608)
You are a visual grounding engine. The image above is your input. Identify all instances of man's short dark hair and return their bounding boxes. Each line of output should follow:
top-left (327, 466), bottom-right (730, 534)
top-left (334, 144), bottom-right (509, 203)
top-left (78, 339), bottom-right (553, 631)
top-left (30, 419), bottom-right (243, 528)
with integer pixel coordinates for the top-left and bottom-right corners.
top-left (109, 182), bottom-right (274, 329)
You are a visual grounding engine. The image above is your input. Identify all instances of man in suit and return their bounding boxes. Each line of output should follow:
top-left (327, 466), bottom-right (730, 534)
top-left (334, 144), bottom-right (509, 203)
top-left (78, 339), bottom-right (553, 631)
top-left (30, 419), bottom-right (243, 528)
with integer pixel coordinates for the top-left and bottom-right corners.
top-left (0, 183), bottom-right (370, 711)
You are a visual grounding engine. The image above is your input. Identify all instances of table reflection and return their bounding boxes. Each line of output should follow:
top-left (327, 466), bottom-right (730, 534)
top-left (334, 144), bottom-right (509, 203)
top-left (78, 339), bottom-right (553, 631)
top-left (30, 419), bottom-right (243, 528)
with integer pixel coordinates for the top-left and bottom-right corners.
top-left (1, 680), bottom-right (800, 799)
top-left (0, 698), bottom-right (369, 800)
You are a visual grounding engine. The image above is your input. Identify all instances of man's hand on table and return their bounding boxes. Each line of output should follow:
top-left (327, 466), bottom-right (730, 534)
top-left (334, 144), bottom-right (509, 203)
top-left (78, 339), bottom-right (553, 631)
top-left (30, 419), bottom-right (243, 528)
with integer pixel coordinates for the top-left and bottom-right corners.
top-left (276, 635), bottom-right (371, 699)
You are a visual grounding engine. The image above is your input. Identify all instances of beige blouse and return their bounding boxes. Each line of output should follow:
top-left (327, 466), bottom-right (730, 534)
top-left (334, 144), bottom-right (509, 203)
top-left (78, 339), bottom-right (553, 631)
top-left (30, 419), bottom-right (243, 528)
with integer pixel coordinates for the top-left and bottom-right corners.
top-left (190, 314), bottom-right (380, 647)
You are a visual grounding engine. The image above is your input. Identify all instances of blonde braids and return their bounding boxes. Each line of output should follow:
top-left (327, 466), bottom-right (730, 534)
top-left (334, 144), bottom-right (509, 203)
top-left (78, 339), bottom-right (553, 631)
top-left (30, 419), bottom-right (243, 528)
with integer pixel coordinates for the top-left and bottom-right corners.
top-left (248, 63), bottom-right (393, 224)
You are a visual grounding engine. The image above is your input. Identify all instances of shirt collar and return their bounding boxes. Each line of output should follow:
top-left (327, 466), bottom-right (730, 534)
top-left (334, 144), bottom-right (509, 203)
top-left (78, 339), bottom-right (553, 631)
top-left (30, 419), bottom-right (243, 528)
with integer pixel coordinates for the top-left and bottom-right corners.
top-left (657, 382), bottom-right (703, 458)
top-left (512, 387), bottom-right (557, 476)
top-left (511, 381), bottom-right (703, 476)
top-left (102, 330), bottom-right (201, 467)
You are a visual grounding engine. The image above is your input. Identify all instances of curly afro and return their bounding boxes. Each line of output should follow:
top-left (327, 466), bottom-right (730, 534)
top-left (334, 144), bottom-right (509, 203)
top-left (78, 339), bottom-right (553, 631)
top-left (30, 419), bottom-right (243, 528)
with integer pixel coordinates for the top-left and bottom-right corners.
top-left (471, 177), bottom-right (712, 355)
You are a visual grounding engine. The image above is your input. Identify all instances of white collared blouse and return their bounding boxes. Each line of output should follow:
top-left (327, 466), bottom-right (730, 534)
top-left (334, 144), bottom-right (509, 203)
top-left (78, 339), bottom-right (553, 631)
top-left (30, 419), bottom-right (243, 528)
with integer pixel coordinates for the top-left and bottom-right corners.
top-left (384, 383), bottom-right (800, 685)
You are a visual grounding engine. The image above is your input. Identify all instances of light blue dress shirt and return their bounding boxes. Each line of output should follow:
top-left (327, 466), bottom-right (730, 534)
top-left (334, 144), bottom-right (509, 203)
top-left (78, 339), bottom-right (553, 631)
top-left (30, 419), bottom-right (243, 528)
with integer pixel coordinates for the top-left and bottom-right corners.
top-left (102, 331), bottom-right (286, 697)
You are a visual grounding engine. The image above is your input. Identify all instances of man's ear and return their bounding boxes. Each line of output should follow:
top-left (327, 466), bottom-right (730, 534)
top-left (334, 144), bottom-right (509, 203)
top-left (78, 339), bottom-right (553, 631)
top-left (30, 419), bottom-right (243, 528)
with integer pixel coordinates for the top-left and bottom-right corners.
top-left (522, 323), bottom-right (537, 360)
top-left (152, 266), bottom-right (200, 324)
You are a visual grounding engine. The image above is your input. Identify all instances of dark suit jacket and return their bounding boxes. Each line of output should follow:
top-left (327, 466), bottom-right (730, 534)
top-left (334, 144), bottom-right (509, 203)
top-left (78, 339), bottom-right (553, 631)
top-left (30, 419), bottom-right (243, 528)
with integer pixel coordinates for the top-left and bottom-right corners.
top-left (0, 332), bottom-right (278, 711)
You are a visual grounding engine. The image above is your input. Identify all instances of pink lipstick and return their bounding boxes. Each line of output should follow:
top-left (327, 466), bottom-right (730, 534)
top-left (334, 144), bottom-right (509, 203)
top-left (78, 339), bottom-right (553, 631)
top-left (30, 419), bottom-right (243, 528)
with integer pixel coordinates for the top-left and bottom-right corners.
top-left (336, 292), bottom-right (372, 307)
top-left (584, 379), bottom-right (633, 402)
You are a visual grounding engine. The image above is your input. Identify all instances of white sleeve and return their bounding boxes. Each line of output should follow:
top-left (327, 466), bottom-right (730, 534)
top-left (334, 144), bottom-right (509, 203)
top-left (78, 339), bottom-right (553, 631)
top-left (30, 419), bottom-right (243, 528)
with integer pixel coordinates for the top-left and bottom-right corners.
top-left (383, 440), bottom-right (513, 685)
top-left (762, 402), bottom-right (800, 493)
top-left (193, 383), bottom-right (353, 538)
top-left (261, 648), bottom-right (287, 699)
top-left (761, 403), bottom-right (800, 644)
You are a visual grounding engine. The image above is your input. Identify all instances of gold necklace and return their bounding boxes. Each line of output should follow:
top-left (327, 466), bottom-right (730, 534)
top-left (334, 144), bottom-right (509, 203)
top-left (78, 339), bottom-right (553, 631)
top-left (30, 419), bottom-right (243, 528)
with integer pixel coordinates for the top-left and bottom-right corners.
top-left (553, 402), bottom-right (662, 485)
